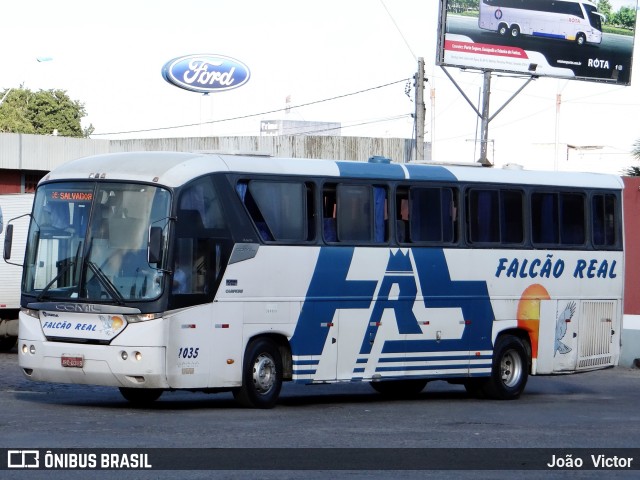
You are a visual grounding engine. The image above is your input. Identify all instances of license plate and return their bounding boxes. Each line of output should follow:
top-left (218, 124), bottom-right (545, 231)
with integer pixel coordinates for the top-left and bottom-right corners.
top-left (61, 355), bottom-right (84, 368)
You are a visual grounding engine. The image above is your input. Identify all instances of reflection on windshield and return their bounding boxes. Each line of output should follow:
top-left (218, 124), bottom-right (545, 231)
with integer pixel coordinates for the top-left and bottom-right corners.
top-left (23, 182), bottom-right (171, 302)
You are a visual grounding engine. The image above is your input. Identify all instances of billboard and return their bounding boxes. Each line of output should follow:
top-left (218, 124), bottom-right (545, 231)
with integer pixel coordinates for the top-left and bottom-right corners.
top-left (436, 0), bottom-right (638, 85)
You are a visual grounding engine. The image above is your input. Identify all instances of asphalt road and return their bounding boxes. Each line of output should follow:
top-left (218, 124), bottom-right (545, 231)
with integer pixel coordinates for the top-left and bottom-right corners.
top-left (1, 349), bottom-right (639, 479)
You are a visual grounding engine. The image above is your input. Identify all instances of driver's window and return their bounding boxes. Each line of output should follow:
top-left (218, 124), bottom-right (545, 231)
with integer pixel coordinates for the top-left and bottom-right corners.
top-left (172, 177), bottom-right (227, 297)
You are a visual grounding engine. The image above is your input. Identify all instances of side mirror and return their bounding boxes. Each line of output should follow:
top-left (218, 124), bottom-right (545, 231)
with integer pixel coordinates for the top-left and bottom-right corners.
top-left (3, 224), bottom-right (13, 260)
top-left (148, 226), bottom-right (163, 265)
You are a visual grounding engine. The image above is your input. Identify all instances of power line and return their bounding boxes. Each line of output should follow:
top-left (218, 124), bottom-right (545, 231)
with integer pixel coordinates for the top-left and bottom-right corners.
top-left (379, 0), bottom-right (417, 62)
top-left (92, 78), bottom-right (410, 137)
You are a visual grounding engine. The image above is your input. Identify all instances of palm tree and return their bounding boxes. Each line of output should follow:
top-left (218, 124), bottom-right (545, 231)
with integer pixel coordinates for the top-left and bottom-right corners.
top-left (622, 139), bottom-right (640, 176)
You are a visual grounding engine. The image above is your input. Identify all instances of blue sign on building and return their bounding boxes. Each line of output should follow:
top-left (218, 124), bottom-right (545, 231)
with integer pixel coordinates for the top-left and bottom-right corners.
top-left (161, 54), bottom-right (250, 93)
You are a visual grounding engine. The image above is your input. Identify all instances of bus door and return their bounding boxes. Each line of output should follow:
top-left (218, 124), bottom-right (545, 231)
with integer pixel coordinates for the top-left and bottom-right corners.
top-left (310, 307), bottom-right (372, 382)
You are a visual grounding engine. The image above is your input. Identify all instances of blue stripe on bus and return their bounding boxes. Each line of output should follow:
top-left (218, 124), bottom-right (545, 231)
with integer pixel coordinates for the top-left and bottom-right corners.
top-left (404, 164), bottom-right (458, 181)
top-left (292, 359), bottom-right (319, 365)
top-left (292, 369), bottom-right (317, 375)
top-left (378, 355), bottom-right (485, 362)
top-left (532, 31), bottom-right (566, 40)
top-left (336, 161), bottom-right (406, 179)
top-left (375, 364), bottom-right (478, 372)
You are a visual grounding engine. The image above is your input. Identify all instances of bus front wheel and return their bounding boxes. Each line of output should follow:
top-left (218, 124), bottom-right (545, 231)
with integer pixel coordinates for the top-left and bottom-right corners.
top-left (482, 335), bottom-right (528, 400)
top-left (233, 338), bottom-right (283, 409)
top-left (576, 33), bottom-right (586, 46)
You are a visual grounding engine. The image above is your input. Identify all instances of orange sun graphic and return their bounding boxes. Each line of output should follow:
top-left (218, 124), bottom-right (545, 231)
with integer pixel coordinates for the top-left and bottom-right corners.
top-left (516, 284), bottom-right (550, 359)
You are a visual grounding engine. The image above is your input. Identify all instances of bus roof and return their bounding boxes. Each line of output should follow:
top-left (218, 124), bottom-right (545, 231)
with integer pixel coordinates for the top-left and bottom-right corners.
top-left (41, 151), bottom-right (624, 190)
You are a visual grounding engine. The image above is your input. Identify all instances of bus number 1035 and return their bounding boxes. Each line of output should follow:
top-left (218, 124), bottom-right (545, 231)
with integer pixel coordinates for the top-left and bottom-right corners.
top-left (178, 347), bottom-right (200, 359)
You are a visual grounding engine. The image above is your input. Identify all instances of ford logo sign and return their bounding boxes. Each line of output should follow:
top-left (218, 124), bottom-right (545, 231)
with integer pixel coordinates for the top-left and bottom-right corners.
top-left (161, 54), bottom-right (250, 93)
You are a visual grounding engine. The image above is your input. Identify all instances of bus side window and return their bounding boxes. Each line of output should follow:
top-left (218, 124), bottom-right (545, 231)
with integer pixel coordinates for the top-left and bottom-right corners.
top-left (237, 180), bottom-right (311, 242)
top-left (592, 194), bottom-right (617, 247)
top-left (335, 184), bottom-right (387, 243)
top-left (236, 182), bottom-right (273, 241)
top-left (395, 188), bottom-right (410, 243)
top-left (468, 189), bottom-right (500, 243)
top-left (500, 190), bottom-right (524, 244)
top-left (173, 177), bottom-right (227, 297)
top-left (532, 192), bottom-right (559, 245)
top-left (560, 193), bottom-right (585, 245)
top-left (322, 186), bottom-right (337, 242)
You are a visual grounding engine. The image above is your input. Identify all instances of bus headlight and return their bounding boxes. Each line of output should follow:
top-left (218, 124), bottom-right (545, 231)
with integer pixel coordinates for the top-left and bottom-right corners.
top-left (21, 308), bottom-right (40, 319)
top-left (123, 313), bottom-right (158, 323)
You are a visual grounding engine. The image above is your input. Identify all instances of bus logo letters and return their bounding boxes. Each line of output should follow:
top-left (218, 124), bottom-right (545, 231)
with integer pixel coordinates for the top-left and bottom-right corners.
top-left (495, 257), bottom-right (617, 279)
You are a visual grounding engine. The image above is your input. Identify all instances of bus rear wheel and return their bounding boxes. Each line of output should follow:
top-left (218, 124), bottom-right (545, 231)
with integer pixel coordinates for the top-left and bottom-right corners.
top-left (482, 335), bottom-right (528, 400)
top-left (119, 387), bottom-right (163, 405)
top-left (498, 23), bottom-right (509, 36)
top-left (233, 338), bottom-right (283, 409)
top-left (510, 25), bottom-right (520, 38)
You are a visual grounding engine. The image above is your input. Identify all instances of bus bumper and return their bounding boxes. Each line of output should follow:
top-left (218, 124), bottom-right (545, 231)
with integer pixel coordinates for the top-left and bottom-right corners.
top-left (18, 339), bottom-right (170, 389)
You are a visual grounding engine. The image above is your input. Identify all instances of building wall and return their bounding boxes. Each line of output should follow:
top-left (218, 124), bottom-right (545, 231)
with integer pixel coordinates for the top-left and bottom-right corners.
top-left (622, 176), bottom-right (640, 367)
top-left (0, 132), bottom-right (428, 191)
top-left (0, 170), bottom-right (21, 194)
top-left (623, 176), bottom-right (640, 315)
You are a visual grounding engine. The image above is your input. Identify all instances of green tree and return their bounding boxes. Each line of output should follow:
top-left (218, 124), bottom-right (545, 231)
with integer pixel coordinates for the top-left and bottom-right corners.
top-left (622, 139), bottom-right (640, 176)
top-left (615, 6), bottom-right (637, 30)
top-left (597, 0), bottom-right (613, 24)
top-left (0, 87), bottom-right (94, 137)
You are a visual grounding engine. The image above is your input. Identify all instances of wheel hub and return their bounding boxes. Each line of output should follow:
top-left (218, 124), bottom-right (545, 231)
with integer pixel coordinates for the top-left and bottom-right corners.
top-left (252, 353), bottom-right (276, 394)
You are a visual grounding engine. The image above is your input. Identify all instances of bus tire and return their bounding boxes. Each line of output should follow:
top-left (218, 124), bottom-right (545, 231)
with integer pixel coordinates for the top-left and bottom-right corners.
top-left (233, 338), bottom-right (283, 409)
top-left (370, 379), bottom-right (428, 398)
top-left (482, 335), bottom-right (528, 400)
top-left (498, 23), bottom-right (508, 36)
top-left (510, 25), bottom-right (520, 38)
top-left (576, 33), bottom-right (586, 46)
top-left (119, 387), bottom-right (163, 405)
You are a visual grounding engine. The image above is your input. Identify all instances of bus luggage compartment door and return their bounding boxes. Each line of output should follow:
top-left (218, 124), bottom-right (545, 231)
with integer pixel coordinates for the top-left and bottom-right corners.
top-left (537, 299), bottom-right (618, 373)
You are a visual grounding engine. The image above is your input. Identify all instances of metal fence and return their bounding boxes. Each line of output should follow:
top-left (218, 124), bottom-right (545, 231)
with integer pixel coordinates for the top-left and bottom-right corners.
top-left (0, 133), bottom-right (429, 172)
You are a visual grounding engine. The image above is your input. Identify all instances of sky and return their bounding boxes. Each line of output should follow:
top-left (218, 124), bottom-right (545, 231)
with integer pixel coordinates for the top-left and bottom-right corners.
top-left (1, 0), bottom-right (639, 174)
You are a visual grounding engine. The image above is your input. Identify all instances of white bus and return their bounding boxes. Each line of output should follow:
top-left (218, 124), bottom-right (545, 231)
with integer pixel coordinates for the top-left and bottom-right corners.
top-left (478, 0), bottom-right (604, 46)
top-left (12, 152), bottom-right (623, 408)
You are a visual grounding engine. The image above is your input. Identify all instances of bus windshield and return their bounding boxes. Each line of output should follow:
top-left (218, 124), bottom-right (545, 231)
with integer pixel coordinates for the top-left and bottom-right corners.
top-left (584, 4), bottom-right (603, 31)
top-left (23, 182), bottom-right (171, 303)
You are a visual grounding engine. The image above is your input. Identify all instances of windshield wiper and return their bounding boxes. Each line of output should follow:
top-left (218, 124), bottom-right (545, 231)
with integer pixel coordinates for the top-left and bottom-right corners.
top-left (86, 261), bottom-right (125, 305)
top-left (36, 242), bottom-right (82, 301)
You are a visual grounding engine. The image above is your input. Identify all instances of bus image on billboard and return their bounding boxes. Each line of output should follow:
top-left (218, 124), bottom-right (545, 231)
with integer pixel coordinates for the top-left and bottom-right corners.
top-left (479, 0), bottom-right (604, 46)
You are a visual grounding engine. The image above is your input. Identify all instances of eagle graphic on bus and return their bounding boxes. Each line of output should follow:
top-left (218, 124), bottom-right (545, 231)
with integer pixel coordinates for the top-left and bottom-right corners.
top-left (555, 301), bottom-right (576, 356)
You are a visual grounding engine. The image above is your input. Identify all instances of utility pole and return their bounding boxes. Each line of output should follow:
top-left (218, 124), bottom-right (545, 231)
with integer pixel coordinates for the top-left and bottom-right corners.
top-left (478, 70), bottom-right (492, 166)
top-left (415, 57), bottom-right (426, 161)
